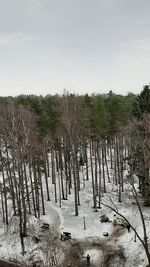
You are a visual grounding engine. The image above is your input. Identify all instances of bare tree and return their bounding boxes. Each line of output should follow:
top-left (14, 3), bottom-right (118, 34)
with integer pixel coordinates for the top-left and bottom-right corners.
top-left (54, 93), bottom-right (87, 215)
top-left (101, 176), bottom-right (150, 266)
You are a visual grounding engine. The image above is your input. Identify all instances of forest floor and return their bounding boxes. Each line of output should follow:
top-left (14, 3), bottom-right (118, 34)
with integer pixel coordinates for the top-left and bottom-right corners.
top-left (0, 165), bottom-right (150, 267)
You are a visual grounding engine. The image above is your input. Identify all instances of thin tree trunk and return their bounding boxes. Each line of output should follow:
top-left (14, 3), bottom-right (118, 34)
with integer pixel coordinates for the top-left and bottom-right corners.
top-left (38, 163), bottom-right (45, 215)
top-left (104, 142), bottom-right (110, 183)
top-left (72, 152), bottom-right (78, 216)
top-left (90, 141), bottom-right (96, 209)
top-left (28, 161), bottom-right (37, 217)
top-left (1, 166), bottom-right (8, 225)
top-left (97, 142), bottom-right (102, 209)
top-left (23, 161), bottom-right (31, 214)
top-left (102, 145), bottom-right (106, 193)
top-left (1, 191), bottom-right (5, 223)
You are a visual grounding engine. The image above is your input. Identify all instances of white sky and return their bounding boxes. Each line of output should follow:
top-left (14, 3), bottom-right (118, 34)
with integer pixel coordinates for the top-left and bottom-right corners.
top-left (0, 0), bottom-right (150, 96)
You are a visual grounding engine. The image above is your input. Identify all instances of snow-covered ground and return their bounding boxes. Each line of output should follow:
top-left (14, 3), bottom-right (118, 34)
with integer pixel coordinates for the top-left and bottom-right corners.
top-left (0, 159), bottom-right (150, 267)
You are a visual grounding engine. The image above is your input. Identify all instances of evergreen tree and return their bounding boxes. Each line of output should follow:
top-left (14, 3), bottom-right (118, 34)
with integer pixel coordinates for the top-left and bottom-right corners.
top-left (130, 85), bottom-right (150, 205)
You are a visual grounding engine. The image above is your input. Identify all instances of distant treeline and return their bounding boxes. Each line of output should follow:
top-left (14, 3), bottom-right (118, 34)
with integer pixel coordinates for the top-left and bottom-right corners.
top-left (0, 90), bottom-right (138, 138)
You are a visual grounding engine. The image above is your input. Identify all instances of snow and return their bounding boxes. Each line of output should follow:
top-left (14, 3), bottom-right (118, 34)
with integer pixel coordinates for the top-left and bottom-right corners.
top-left (0, 154), bottom-right (149, 267)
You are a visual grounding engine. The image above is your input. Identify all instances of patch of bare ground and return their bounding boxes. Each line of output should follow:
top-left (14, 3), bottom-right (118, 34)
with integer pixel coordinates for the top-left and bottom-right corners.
top-left (30, 225), bottom-right (127, 267)
top-left (100, 226), bottom-right (126, 267)
top-left (33, 228), bottom-right (86, 267)
top-left (108, 225), bottom-right (126, 243)
top-left (65, 226), bottom-right (127, 267)
top-left (60, 240), bottom-right (86, 267)
top-left (59, 226), bottom-right (126, 267)
top-left (101, 245), bottom-right (126, 267)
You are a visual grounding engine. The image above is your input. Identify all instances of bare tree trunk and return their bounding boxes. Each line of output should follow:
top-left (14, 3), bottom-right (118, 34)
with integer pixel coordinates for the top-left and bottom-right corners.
top-left (113, 138), bottom-right (118, 185)
top-left (43, 156), bottom-right (50, 201)
top-left (116, 140), bottom-right (122, 203)
top-left (1, 191), bottom-right (5, 223)
top-left (75, 152), bottom-right (80, 205)
top-left (45, 141), bottom-right (50, 177)
top-left (68, 160), bottom-right (72, 194)
top-left (94, 142), bottom-right (98, 196)
top-left (58, 143), bottom-right (65, 200)
top-left (72, 152), bottom-right (78, 216)
top-left (33, 159), bottom-right (40, 218)
top-left (58, 168), bottom-right (61, 208)
top-left (85, 141), bottom-right (89, 181)
top-left (19, 162), bottom-right (27, 237)
top-left (97, 142), bottom-right (102, 209)
top-left (90, 141), bottom-right (97, 209)
top-left (104, 142), bottom-right (110, 183)
top-left (1, 166), bottom-right (8, 225)
top-left (110, 138), bottom-right (113, 169)
top-left (38, 163), bottom-right (45, 215)
top-left (18, 192), bottom-right (25, 255)
top-left (51, 149), bottom-right (55, 184)
top-left (23, 161), bottom-right (31, 214)
top-left (54, 170), bottom-right (57, 204)
top-left (28, 161), bottom-right (37, 217)
top-left (64, 155), bottom-right (68, 200)
top-left (4, 147), bottom-right (17, 216)
top-left (102, 144), bottom-right (106, 193)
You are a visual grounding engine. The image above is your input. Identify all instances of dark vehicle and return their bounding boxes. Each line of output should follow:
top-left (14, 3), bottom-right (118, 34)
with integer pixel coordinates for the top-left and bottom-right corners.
top-left (60, 232), bottom-right (71, 241)
top-left (41, 223), bottom-right (49, 230)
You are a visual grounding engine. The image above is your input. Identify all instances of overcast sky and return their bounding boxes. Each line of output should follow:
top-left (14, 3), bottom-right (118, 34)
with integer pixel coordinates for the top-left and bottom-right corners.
top-left (0, 0), bottom-right (150, 96)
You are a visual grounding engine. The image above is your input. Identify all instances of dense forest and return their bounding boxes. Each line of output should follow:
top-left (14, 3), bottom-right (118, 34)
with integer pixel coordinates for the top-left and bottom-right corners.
top-left (0, 86), bottom-right (149, 264)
